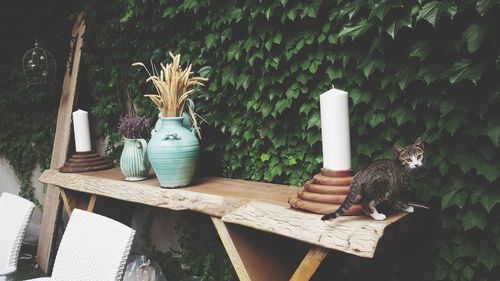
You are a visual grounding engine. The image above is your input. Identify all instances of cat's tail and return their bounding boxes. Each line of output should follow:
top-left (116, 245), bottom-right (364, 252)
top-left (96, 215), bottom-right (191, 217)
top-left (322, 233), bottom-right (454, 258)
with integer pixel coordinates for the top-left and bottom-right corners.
top-left (321, 181), bottom-right (361, 220)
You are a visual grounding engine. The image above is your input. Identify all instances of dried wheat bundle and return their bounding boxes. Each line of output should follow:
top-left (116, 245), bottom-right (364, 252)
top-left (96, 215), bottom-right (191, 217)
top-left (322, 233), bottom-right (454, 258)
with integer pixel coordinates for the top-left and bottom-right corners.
top-left (132, 53), bottom-right (208, 118)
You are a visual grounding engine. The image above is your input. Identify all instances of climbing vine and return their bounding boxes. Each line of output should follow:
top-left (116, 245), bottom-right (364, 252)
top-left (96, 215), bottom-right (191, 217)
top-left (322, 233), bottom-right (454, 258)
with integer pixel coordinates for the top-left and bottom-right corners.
top-left (0, 1), bottom-right (79, 207)
top-left (81, 1), bottom-right (500, 280)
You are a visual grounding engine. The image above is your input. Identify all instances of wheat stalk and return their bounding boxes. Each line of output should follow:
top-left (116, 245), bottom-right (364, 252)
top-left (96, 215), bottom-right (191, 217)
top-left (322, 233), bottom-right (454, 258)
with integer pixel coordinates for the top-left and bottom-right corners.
top-left (132, 53), bottom-right (208, 119)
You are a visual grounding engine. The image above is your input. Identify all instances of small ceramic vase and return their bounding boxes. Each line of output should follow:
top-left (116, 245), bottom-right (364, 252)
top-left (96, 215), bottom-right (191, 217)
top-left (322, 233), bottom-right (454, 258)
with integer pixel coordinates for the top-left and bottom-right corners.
top-left (120, 138), bottom-right (150, 181)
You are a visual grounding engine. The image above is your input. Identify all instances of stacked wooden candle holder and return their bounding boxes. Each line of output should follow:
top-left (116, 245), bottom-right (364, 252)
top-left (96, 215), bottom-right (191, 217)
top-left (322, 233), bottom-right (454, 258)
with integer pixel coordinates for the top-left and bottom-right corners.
top-left (289, 168), bottom-right (363, 215)
top-left (60, 151), bottom-right (113, 173)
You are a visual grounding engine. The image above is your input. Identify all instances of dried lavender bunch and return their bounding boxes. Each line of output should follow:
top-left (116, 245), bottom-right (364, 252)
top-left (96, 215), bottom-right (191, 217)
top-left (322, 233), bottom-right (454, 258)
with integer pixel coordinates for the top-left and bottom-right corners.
top-left (118, 115), bottom-right (151, 139)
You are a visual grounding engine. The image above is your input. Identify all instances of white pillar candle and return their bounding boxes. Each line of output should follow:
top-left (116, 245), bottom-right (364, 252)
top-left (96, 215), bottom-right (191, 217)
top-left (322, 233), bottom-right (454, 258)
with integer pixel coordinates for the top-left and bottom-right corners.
top-left (320, 86), bottom-right (351, 170)
top-left (72, 109), bottom-right (92, 152)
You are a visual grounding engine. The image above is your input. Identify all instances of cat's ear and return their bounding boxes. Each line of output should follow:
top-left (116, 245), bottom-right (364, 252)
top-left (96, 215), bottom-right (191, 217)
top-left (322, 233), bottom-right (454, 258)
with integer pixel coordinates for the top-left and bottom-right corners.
top-left (393, 145), bottom-right (404, 157)
top-left (415, 136), bottom-right (424, 149)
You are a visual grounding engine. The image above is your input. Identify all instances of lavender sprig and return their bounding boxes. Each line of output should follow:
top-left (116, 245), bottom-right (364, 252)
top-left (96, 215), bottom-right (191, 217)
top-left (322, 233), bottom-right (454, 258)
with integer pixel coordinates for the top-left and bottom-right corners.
top-left (118, 115), bottom-right (151, 139)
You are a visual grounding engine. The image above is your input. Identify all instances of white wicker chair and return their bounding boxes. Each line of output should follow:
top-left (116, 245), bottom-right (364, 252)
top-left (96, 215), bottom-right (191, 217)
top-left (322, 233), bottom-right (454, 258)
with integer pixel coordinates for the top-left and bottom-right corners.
top-left (25, 209), bottom-right (135, 281)
top-left (0, 192), bottom-right (35, 281)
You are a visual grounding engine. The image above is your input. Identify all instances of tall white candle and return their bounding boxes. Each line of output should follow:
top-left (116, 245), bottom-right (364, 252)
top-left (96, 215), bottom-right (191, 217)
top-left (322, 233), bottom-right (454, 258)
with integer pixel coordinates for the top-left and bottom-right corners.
top-left (72, 109), bottom-right (92, 152)
top-left (320, 86), bottom-right (351, 170)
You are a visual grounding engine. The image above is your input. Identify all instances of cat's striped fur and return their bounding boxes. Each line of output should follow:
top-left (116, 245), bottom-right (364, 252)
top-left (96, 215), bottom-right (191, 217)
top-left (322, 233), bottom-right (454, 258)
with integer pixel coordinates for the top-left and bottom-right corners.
top-left (322, 137), bottom-right (424, 221)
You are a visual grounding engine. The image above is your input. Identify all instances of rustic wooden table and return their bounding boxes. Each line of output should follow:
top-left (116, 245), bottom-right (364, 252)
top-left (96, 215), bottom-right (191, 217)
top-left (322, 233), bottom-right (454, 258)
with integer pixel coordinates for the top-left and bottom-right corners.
top-left (39, 167), bottom-right (414, 281)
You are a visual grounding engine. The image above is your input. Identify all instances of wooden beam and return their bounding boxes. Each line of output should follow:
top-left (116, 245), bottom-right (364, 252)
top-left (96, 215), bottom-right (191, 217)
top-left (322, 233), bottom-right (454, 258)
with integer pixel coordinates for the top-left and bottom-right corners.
top-left (37, 12), bottom-right (85, 273)
top-left (59, 189), bottom-right (97, 216)
top-left (290, 246), bottom-right (329, 281)
top-left (211, 217), bottom-right (296, 281)
top-left (211, 217), bottom-right (251, 281)
top-left (86, 194), bottom-right (97, 212)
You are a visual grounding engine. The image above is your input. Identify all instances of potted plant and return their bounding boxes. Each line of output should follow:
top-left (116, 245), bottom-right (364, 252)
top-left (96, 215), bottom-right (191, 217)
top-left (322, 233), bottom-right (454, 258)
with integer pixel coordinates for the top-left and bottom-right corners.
top-left (133, 53), bottom-right (207, 188)
top-left (118, 115), bottom-right (151, 181)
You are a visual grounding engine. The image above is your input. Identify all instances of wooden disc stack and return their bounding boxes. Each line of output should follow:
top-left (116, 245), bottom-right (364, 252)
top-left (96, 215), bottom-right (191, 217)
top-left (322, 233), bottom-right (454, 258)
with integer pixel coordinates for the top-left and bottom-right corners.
top-left (289, 169), bottom-right (363, 215)
top-left (60, 151), bottom-right (114, 173)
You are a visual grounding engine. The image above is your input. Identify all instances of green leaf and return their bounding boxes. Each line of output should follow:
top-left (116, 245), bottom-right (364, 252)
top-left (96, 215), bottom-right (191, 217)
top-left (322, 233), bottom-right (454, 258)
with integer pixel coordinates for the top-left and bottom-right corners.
top-left (448, 60), bottom-right (486, 84)
top-left (434, 269), bottom-right (447, 280)
top-left (322, 22), bottom-right (331, 33)
top-left (478, 244), bottom-right (500, 271)
top-left (445, 2), bottom-right (458, 19)
top-left (368, 112), bottom-right (386, 127)
top-left (227, 43), bottom-right (241, 61)
top-left (386, 16), bottom-right (412, 39)
top-left (416, 1), bottom-right (455, 27)
top-left (480, 188), bottom-right (500, 212)
top-left (416, 1), bottom-right (442, 27)
top-left (350, 88), bottom-right (371, 105)
top-left (409, 41), bottom-right (430, 60)
top-left (456, 242), bottom-right (478, 257)
top-left (338, 20), bottom-right (370, 40)
top-left (391, 106), bottom-right (408, 126)
top-left (260, 153), bottom-right (270, 162)
top-left (299, 103), bottom-right (316, 115)
top-left (462, 208), bottom-right (487, 230)
top-left (259, 103), bottom-right (273, 118)
top-left (205, 33), bottom-right (217, 49)
top-left (287, 8), bottom-right (297, 20)
top-left (339, 2), bottom-right (363, 19)
top-left (462, 266), bottom-right (474, 280)
top-left (476, 0), bottom-right (494, 15)
top-left (307, 113), bottom-right (320, 129)
top-left (442, 185), bottom-right (468, 209)
top-left (275, 99), bottom-right (292, 114)
top-left (485, 124), bottom-right (500, 147)
top-left (273, 32), bottom-right (282, 44)
top-left (369, 2), bottom-right (391, 20)
top-left (228, 7), bottom-right (244, 22)
top-left (326, 66), bottom-right (342, 80)
top-left (462, 24), bottom-right (483, 53)
top-left (450, 152), bottom-right (499, 182)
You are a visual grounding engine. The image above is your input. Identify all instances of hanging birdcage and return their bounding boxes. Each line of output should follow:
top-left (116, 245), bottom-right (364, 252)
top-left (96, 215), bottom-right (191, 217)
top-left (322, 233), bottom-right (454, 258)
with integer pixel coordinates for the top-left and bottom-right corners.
top-left (22, 42), bottom-right (56, 86)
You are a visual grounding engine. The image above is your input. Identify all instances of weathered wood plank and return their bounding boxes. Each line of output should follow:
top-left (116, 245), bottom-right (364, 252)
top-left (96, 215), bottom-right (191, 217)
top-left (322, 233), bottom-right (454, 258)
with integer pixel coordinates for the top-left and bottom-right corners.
top-left (290, 246), bottom-right (329, 281)
top-left (222, 202), bottom-right (408, 258)
top-left (37, 12), bottom-right (85, 273)
top-left (39, 168), bottom-right (295, 217)
top-left (40, 168), bottom-right (413, 256)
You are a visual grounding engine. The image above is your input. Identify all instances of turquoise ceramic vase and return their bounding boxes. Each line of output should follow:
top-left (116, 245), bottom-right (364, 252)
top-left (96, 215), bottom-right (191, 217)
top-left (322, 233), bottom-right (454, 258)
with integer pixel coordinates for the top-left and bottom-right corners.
top-left (148, 117), bottom-right (199, 188)
top-left (120, 138), bottom-right (151, 181)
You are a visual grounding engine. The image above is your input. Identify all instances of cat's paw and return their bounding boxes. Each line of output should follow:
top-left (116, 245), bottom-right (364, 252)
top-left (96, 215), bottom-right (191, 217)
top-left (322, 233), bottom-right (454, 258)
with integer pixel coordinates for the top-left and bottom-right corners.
top-left (403, 206), bottom-right (414, 213)
top-left (370, 213), bottom-right (386, 220)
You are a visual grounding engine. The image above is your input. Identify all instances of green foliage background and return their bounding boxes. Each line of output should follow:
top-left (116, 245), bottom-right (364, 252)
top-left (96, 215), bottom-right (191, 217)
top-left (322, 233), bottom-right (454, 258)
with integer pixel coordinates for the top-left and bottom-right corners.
top-left (1, 0), bottom-right (499, 280)
top-left (81, 0), bottom-right (500, 280)
top-left (0, 1), bottom-right (79, 206)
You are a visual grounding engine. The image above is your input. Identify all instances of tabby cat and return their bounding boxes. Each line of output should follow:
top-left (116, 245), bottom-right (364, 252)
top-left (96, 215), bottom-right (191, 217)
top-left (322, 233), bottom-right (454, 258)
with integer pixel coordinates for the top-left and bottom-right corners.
top-left (321, 137), bottom-right (424, 221)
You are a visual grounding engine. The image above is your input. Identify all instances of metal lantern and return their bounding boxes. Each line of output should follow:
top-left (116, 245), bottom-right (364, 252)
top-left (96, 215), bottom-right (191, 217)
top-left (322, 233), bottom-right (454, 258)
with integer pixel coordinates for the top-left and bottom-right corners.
top-left (22, 42), bottom-right (56, 86)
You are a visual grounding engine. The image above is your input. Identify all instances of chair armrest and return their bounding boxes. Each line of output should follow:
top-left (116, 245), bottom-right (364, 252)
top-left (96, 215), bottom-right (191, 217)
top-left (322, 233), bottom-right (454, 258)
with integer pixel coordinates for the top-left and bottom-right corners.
top-left (0, 266), bottom-right (16, 276)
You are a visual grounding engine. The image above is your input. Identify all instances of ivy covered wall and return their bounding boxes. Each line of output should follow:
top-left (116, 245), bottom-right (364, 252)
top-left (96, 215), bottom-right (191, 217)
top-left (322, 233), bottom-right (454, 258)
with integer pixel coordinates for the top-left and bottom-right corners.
top-left (81, 1), bottom-right (500, 280)
top-left (0, 1), bottom-right (79, 205)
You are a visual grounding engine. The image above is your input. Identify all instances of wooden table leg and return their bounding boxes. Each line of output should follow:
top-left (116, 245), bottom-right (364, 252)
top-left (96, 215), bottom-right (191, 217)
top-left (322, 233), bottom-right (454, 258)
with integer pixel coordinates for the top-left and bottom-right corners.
top-left (212, 217), bottom-right (299, 281)
top-left (87, 194), bottom-right (97, 212)
top-left (60, 188), bottom-right (98, 216)
top-left (290, 246), bottom-right (329, 281)
top-left (212, 217), bottom-right (250, 281)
